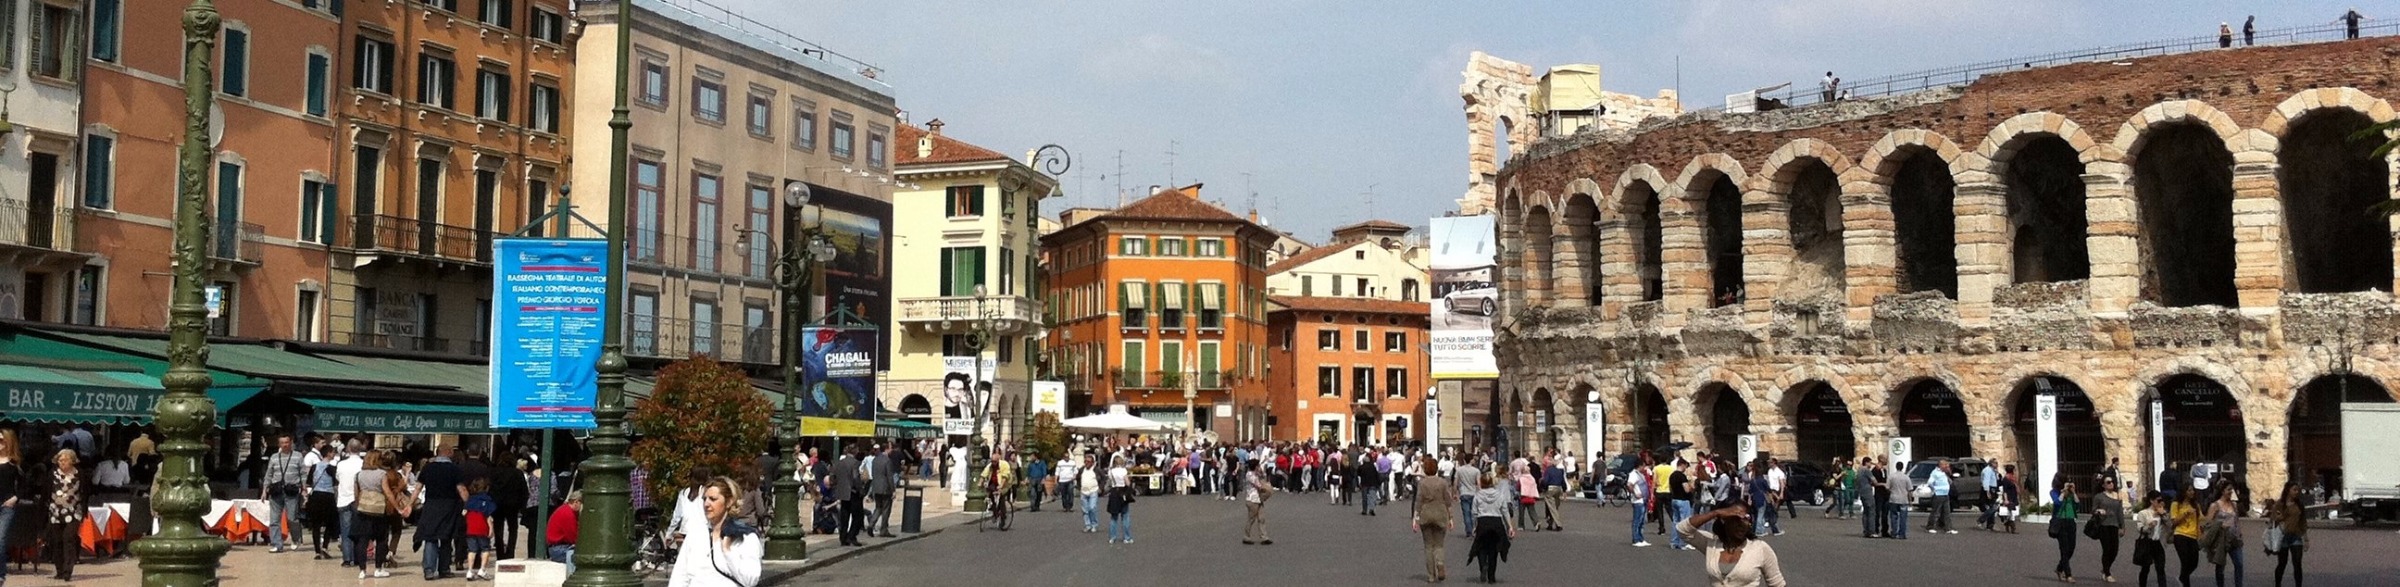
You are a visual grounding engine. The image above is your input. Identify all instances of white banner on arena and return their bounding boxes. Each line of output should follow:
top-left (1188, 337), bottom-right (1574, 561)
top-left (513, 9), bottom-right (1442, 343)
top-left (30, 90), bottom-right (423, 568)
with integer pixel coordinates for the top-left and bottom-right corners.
top-left (2035, 393), bottom-right (2059, 503)
top-left (1889, 437), bottom-right (1913, 470)
top-left (1584, 401), bottom-right (1605, 463)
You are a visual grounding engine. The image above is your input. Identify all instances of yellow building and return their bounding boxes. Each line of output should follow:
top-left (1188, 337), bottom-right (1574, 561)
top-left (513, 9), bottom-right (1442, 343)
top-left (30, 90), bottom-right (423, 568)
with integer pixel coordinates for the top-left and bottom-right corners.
top-left (885, 121), bottom-right (1053, 442)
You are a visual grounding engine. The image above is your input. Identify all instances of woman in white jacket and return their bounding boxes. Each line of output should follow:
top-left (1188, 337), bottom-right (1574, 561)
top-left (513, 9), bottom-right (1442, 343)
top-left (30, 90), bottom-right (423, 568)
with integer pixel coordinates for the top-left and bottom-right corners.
top-left (667, 476), bottom-right (763, 587)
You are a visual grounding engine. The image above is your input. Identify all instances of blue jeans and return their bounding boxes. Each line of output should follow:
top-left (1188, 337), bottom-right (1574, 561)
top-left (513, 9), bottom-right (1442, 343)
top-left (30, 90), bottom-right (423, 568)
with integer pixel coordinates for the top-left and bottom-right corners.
top-left (1360, 487), bottom-right (1380, 514)
top-left (1460, 497), bottom-right (1476, 537)
top-left (0, 504), bottom-right (15, 563)
top-left (1630, 499), bottom-right (1650, 544)
top-left (269, 493), bottom-right (302, 549)
top-left (1081, 495), bottom-right (1100, 530)
top-left (1759, 497), bottom-right (1780, 533)
top-left (1108, 511), bottom-right (1132, 542)
top-left (1886, 502), bottom-right (1909, 538)
top-left (339, 506), bottom-right (358, 565)
top-left (423, 533), bottom-right (449, 577)
top-left (1669, 500), bottom-right (1694, 548)
top-left (1862, 500), bottom-right (1882, 536)
top-left (548, 544), bottom-right (575, 574)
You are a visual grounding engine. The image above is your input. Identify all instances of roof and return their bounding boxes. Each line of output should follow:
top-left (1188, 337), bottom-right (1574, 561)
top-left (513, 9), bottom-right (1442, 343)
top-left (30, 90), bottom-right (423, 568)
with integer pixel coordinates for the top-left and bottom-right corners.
top-left (1102, 184), bottom-right (1248, 223)
top-left (894, 124), bottom-right (1014, 166)
top-left (1268, 295), bottom-right (1430, 316)
top-left (1266, 240), bottom-right (1365, 274)
top-left (1335, 219), bottom-right (1412, 232)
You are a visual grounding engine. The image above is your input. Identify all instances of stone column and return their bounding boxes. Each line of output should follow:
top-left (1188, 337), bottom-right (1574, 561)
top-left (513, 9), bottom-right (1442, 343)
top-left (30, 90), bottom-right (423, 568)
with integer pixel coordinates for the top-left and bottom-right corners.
top-left (1742, 190), bottom-right (1794, 329)
top-left (1839, 187), bottom-right (1899, 323)
top-left (1659, 208), bottom-right (1709, 328)
top-left (1552, 232), bottom-right (1588, 306)
top-left (2081, 166), bottom-right (2139, 314)
top-left (2229, 139), bottom-right (2285, 310)
top-left (1951, 181), bottom-right (2009, 325)
top-left (1597, 217), bottom-right (1637, 322)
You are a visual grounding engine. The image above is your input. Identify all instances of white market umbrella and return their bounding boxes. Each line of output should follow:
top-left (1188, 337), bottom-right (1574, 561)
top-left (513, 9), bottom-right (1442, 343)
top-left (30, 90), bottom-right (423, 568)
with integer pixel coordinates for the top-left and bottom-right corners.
top-left (1062, 406), bottom-right (1169, 433)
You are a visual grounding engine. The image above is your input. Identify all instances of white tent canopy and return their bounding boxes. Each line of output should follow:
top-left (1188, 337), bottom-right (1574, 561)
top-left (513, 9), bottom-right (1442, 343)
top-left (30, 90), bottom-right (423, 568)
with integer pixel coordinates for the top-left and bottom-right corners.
top-left (1062, 406), bottom-right (1170, 433)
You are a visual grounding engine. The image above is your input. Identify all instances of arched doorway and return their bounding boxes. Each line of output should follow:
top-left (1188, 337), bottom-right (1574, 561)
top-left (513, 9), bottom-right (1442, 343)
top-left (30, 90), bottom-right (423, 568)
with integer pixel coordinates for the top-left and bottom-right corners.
top-left (1791, 381), bottom-right (1853, 464)
top-left (2003, 135), bottom-right (2090, 283)
top-left (2278, 110), bottom-right (2393, 294)
top-left (1532, 388), bottom-right (1556, 451)
top-left (2287, 374), bottom-right (2394, 493)
top-left (1897, 378), bottom-right (1970, 461)
top-left (900, 394), bottom-right (933, 422)
top-left (2131, 123), bottom-right (2237, 307)
top-left (1777, 159), bottom-right (1847, 299)
top-left (1888, 147), bottom-right (1958, 297)
top-left (1563, 194), bottom-right (1602, 305)
top-left (2009, 376), bottom-right (2103, 490)
top-left (1698, 173), bottom-right (1745, 306)
top-left (2150, 374), bottom-right (2247, 482)
top-left (1698, 383), bottom-right (1750, 457)
top-left (1625, 180), bottom-right (1665, 301)
top-left (1631, 383), bottom-right (1669, 456)
top-left (1523, 205), bottom-right (1554, 303)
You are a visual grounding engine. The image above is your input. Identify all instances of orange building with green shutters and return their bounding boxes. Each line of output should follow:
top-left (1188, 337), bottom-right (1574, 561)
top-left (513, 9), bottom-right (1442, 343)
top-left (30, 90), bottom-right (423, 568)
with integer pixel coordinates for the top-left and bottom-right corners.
top-left (1041, 185), bottom-right (1277, 439)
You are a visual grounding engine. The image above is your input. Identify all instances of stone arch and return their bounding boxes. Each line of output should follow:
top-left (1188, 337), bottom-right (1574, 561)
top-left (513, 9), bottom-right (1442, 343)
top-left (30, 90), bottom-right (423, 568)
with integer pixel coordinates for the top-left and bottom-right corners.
top-left (1522, 201), bottom-right (1556, 304)
top-left (2131, 355), bottom-right (2255, 409)
top-left (1978, 112), bottom-right (2108, 178)
top-left (2116, 100), bottom-right (2245, 308)
top-left (1771, 363), bottom-right (1865, 415)
top-left (1997, 374), bottom-right (2108, 491)
top-left (1675, 154), bottom-right (1750, 307)
top-left (1887, 368), bottom-right (1976, 460)
top-left (1755, 138), bottom-right (1855, 303)
top-left (1976, 114), bottom-right (2104, 285)
top-left (1858, 130), bottom-right (1966, 297)
top-left (1785, 379), bottom-right (1857, 464)
top-left (2264, 89), bottom-right (2398, 295)
top-left (1612, 164), bottom-right (1672, 303)
top-left (1560, 180), bottom-right (1605, 306)
top-left (2135, 357), bottom-right (2256, 491)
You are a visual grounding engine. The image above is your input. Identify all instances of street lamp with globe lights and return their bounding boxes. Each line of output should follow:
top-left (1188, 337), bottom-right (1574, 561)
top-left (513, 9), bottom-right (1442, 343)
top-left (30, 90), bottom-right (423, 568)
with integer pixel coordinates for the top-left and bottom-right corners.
top-left (763, 180), bottom-right (837, 561)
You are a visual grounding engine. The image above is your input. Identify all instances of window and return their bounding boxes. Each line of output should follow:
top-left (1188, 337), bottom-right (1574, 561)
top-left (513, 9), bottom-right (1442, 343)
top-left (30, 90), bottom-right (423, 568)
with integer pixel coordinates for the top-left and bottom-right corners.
top-left (475, 66), bottom-right (509, 121)
top-left (530, 8), bottom-right (564, 43)
top-left (866, 127), bottom-right (887, 169)
top-left (946, 185), bottom-right (984, 217)
top-left (0, 0), bottom-right (15, 72)
top-left (420, 0), bottom-right (458, 12)
top-left (1121, 340), bottom-right (1145, 383)
top-left (829, 115), bottom-right (854, 159)
top-left (939, 247), bottom-right (985, 296)
top-left (527, 81), bottom-right (559, 132)
top-left (746, 184), bottom-right (771, 277)
top-left (1316, 366), bottom-right (1339, 397)
top-left (631, 159), bottom-right (662, 261)
top-left (212, 160), bottom-right (244, 259)
top-left (940, 334), bottom-right (975, 357)
top-left (1158, 282), bottom-right (1185, 329)
top-left (1301, 275), bottom-right (1312, 296)
top-left (304, 52), bottom-right (330, 116)
top-left (1354, 329), bottom-right (1369, 351)
top-left (1118, 281), bottom-right (1147, 329)
top-left (1157, 238), bottom-right (1186, 257)
top-left (90, 0), bottom-right (119, 62)
top-left (792, 99), bottom-right (816, 150)
top-left (1351, 366), bottom-right (1372, 400)
top-left (81, 134), bottom-right (112, 209)
top-left (1196, 238), bottom-right (1223, 257)
top-left (691, 299), bottom-right (717, 357)
top-left (1385, 367), bottom-right (1408, 398)
top-left (639, 60), bottom-right (667, 105)
top-left (998, 247), bottom-right (1015, 295)
top-left (1356, 278), bottom-right (1370, 298)
top-left (350, 144), bottom-right (381, 247)
top-left (525, 176), bottom-right (551, 237)
top-left (296, 289), bottom-right (321, 343)
top-left (746, 92), bottom-right (771, 137)
top-left (691, 173), bottom-right (720, 271)
top-left (299, 179), bottom-right (337, 244)
top-left (354, 36), bottom-right (394, 93)
top-left (477, 0), bottom-right (510, 28)
top-left (205, 281), bottom-right (241, 336)
top-left (1198, 283), bottom-right (1223, 328)
top-left (1317, 329), bottom-right (1338, 350)
top-left (28, 3), bottom-right (76, 80)
top-left (1117, 236), bottom-right (1147, 256)
top-left (998, 337), bottom-right (1014, 364)
top-left (691, 78), bottom-right (725, 123)
top-left (417, 49), bottom-right (455, 109)
top-left (1385, 331), bottom-right (1406, 353)
top-left (71, 265), bottom-right (100, 325)
top-left (215, 27), bottom-right (250, 96)
top-left (629, 290), bottom-right (658, 355)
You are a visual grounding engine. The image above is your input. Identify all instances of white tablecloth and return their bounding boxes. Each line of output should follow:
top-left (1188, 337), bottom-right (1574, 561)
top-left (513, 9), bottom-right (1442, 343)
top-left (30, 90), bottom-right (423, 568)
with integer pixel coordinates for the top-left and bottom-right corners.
top-left (232, 498), bottom-right (271, 523)
top-left (87, 506), bottom-right (115, 528)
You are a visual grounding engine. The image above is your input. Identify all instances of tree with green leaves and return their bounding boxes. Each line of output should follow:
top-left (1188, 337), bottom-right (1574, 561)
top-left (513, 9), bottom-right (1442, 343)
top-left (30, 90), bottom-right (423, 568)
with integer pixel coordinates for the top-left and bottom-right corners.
top-left (629, 357), bottom-right (775, 499)
top-left (1025, 411), bottom-right (1069, 464)
top-left (2359, 121), bottom-right (2400, 215)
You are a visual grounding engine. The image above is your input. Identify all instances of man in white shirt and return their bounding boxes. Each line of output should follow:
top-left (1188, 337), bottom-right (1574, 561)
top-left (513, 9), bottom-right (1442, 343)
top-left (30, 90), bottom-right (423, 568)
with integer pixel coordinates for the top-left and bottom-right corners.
top-left (1055, 455), bottom-right (1082, 513)
top-left (334, 439), bottom-right (365, 567)
top-left (94, 457), bottom-right (133, 489)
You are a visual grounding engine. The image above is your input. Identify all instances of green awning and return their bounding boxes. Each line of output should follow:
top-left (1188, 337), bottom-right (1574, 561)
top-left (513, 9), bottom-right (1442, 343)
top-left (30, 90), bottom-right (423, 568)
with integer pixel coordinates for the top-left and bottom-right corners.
top-left (876, 418), bottom-right (941, 439)
top-left (312, 354), bottom-right (490, 397)
top-left (0, 328), bottom-right (272, 391)
top-left (42, 331), bottom-right (385, 382)
top-left (0, 364), bottom-right (163, 424)
top-left (301, 398), bottom-right (491, 434)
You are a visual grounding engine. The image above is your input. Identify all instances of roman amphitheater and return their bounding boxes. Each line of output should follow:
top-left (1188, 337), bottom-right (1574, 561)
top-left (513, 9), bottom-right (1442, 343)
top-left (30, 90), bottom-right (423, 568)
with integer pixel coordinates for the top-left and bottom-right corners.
top-left (1484, 35), bottom-right (2400, 497)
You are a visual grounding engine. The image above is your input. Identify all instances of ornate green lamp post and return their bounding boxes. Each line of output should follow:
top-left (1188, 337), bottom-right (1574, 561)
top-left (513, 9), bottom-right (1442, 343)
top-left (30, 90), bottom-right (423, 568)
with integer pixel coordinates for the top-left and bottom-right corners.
top-left (133, 2), bottom-right (231, 584)
top-left (565, 1), bottom-right (640, 585)
top-left (765, 182), bottom-right (833, 561)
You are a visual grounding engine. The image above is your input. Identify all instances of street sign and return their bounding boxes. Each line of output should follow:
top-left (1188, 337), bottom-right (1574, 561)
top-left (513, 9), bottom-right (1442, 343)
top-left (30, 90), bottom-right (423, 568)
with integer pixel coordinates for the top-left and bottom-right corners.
top-left (1738, 434), bottom-right (1759, 468)
top-left (488, 238), bottom-right (609, 429)
top-left (1889, 437), bottom-right (1913, 469)
top-left (2035, 392), bottom-right (2059, 503)
top-left (1584, 401), bottom-right (1606, 463)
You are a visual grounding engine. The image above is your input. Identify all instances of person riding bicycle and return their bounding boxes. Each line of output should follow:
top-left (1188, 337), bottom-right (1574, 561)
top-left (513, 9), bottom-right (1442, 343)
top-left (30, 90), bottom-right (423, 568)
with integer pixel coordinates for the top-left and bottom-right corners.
top-left (983, 448), bottom-right (1021, 527)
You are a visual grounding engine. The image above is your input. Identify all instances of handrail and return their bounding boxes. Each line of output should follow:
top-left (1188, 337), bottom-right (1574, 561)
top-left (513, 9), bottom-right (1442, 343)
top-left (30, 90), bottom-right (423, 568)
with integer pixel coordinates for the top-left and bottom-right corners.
top-left (1702, 20), bottom-right (2399, 113)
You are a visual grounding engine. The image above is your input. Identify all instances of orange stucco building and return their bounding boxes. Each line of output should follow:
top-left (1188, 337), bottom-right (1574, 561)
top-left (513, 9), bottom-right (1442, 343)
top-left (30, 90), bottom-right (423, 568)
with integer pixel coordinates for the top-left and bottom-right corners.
top-left (1042, 185), bottom-right (1276, 439)
top-left (1265, 296), bottom-right (1429, 445)
top-left (81, 0), bottom-right (343, 338)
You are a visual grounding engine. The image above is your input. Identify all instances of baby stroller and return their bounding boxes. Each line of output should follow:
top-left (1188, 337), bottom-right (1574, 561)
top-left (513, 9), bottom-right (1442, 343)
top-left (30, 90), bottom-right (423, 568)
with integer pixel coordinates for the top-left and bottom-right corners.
top-left (1597, 472), bottom-right (1632, 507)
top-left (632, 508), bottom-right (672, 574)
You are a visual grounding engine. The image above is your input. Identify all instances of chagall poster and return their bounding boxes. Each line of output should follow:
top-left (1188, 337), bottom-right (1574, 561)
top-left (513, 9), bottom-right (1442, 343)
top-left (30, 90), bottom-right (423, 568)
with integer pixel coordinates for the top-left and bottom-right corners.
top-left (801, 326), bottom-right (877, 436)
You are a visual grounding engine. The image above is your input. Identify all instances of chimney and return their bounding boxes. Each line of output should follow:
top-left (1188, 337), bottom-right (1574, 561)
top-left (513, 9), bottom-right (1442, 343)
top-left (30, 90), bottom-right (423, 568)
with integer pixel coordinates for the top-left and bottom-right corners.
top-left (925, 118), bottom-right (944, 136)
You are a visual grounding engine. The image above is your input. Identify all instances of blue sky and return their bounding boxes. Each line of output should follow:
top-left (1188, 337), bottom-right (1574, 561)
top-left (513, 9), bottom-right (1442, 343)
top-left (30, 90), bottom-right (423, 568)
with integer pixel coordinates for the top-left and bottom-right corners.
top-left (718, 1), bottom-right (2365, 241)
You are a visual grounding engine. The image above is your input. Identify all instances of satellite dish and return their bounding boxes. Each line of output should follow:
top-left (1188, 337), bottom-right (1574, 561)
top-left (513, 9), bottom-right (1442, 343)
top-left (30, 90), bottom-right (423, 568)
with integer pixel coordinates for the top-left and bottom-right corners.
top-left (208, 104), bottom-right (226, 147)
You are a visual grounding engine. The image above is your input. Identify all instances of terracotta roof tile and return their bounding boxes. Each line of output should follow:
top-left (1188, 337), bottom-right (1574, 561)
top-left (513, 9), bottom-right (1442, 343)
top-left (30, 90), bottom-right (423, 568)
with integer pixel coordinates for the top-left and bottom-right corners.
top-left (1268, 295), bottom-right (1430, 316)
top-left (1336, 219), bottom-right (1412, 232)
top-left (894, 124), bottom-right (1013, 166)
top-left (1102, 184), bottom-right (1248, 223)
top-left (1265, 241), bottom-right (1359, 274)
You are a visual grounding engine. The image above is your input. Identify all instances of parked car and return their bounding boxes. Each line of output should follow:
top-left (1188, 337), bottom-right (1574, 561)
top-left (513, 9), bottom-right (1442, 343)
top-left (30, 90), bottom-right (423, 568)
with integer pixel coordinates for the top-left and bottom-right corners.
top-left (1904, 457), bottom-right (1987, 510)
top-left (1442, 281), bottom-right (1498, 316)
top-left (1782, 461), bottom-right (1831, 506)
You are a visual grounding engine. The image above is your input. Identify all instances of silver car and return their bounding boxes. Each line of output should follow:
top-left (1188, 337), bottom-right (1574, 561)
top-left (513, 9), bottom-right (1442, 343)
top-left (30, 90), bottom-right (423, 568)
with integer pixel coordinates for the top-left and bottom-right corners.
top-left (1443, 281), bottom-right (1498, 316)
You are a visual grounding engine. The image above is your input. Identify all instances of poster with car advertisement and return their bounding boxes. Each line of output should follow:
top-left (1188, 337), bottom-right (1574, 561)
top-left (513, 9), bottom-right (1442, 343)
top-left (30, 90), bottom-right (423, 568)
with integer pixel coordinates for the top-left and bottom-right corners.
top-left (1429, 215), bottom-right (1499, 379)
top-left (800, 326), bottom-right (877, 436)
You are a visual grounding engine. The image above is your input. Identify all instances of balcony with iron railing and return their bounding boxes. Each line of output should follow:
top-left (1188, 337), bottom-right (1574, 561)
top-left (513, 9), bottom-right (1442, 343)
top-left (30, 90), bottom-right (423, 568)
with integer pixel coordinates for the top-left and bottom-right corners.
top-left (349, 214), bottom-right (498, 265)
top-left (0, 199), bottom-right (80, 255)
top-left (209, 221), bottom-right (266, 265)
top-left (340, 331), bottom-right (474, 354)
top-left (627, 315), bottom-right (776, 364)
top-left (626, 227), bottom-right (777, 280)
top-left (896, 294), bottom-right (1041, 334)
top-left (1118, 369), bottom-right (1234, 390)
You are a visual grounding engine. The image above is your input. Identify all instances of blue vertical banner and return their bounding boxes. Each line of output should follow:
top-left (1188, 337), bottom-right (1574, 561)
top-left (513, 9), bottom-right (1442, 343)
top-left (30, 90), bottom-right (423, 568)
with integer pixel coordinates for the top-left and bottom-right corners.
top-left (799, 326), bottom-right (877, 436)
top-left (490, 238), bottom-right (610, 429)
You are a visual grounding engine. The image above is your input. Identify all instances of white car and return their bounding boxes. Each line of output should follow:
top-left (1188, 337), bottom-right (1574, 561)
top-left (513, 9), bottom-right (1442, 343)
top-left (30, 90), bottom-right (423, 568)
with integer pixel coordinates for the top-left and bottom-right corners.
top-left (1442, 282), bottom-right (1498, 316)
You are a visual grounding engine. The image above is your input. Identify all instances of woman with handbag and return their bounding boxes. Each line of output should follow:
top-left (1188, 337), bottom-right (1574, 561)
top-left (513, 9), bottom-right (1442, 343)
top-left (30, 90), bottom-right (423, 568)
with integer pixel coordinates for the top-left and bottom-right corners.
top-left (351, 451), bottom-right (396, 580)
top-left (1105, 455), bottom-right (1134, 544)
top-left (2265, 483), bottom-right (2308, 587)
top-left (2091, 476), bottom-right (2129, 583)
top-left (2051, 480), bottom-right (2082, 583)
top-left (2133, 493), bottom-right (2171, 587)
top-left (1466, 471), bottom-right (1516, 584)
top-left (2205, 485), bottom-right (2246, 587)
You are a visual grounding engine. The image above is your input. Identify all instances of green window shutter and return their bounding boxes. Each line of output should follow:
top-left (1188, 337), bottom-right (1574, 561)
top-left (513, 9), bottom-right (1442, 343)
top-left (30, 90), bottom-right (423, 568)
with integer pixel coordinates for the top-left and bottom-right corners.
top-left (0, 0), bottom-right (17, 71)
top-left (319, 182), bottom-right (339, 243)
top-left (26, 2), bottom-right (43, 75)
top-left (939, 247), bottom-right (955, 295)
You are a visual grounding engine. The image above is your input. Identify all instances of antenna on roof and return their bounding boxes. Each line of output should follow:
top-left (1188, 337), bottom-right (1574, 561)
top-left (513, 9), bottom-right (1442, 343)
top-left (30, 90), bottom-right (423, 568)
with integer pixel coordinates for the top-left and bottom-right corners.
top-left (1165, 140), bottom-right (1179, 187)
top-left (1114, 149), bottom-right (1127, 208)
top-left (1242, 172), bottom-right (1257, 218)
top-left (1362, 183), bottom-right (1378, 212)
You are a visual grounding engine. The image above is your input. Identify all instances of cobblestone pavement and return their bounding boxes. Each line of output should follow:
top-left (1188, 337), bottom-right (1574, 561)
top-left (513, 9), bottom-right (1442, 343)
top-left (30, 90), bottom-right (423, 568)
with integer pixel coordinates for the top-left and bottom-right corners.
top-left (784, 492), bottom-right (2400, 586)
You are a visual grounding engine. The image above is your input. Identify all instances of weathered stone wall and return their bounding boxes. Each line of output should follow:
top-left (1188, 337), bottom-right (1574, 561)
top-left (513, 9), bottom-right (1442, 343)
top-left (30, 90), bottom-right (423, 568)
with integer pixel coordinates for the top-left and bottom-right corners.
top-left (1489, 38), bottom-right (2400, 498)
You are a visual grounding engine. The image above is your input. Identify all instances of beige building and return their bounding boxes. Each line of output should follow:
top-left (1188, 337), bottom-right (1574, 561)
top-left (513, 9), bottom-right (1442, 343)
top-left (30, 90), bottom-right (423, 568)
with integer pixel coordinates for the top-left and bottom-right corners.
top-left (884, 120), bottom-right (1053, 441)
top-left (1264, 220), bottom-right (1429, 302)
top-left (570, 0), bottom-right (897, 375)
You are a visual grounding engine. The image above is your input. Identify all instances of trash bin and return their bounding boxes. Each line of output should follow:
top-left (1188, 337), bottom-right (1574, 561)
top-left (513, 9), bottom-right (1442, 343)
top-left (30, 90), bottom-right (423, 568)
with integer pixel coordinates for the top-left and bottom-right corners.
top-left (901, 486), bottom-right (924, 534)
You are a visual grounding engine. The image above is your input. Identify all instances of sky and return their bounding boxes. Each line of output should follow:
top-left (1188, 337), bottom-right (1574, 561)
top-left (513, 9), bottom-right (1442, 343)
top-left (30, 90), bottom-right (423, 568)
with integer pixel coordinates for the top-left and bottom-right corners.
top-left (714, 0), bottom-right (2363, 242)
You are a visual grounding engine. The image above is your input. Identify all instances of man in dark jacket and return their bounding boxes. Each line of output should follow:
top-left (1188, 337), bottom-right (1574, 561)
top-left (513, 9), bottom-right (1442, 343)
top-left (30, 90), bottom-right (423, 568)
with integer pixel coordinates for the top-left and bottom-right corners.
top-left (489, 455), bottom-right (529, 560)
top-left (831, 445), bottom-right (864, 546)
top-left (1356, 454), bottom-right (1383, 516)
top-left (416, 446), bottom-right (469, 580)
top-left (868, 445), bottom-right (898, 537)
